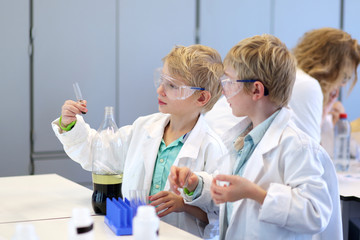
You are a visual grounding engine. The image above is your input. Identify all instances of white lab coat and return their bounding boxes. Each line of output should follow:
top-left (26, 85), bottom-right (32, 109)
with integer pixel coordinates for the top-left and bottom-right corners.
top-left (52, 112), bottom-right (227, 239)
top-left (289, 68), bottom-right (323, 143)
top-left (193, 107), bottom-right (342, 240)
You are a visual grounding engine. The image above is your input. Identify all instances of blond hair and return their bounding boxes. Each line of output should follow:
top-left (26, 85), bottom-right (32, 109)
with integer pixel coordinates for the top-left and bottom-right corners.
top-left (162, 44), bottom-right (223, 113)
top-left (224, 34), bottom-right (296, 107)
top-left (293, 27), bottom-right (360, 104)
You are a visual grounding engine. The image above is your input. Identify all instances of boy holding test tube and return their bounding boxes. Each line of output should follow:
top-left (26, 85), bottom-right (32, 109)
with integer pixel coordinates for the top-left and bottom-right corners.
top-left (169, 35), bottom-right (342, 239)
top-left (52, 44), bottom-right (227, 239)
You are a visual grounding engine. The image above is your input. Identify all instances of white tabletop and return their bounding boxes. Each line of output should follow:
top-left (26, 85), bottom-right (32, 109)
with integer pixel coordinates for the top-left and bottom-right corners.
top-left (0, 174), bottom-right (201, 240)
top-left (337, 160), bottom-right (360, 200)
top-left (0, 216), bottom-right (200, 240)
top-left (0, 174), bottom-right (94, 223)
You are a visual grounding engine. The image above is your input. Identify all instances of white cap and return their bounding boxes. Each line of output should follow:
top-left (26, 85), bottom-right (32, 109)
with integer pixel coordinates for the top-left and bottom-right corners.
top-left (12, 223), bottom-right (39, 240)
top-left (72, 207), bottom-right (93, 228)
top-left (136, 205), bottom-right (157, 218)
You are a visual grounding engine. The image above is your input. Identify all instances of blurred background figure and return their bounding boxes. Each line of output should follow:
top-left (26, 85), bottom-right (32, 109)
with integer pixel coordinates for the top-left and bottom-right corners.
top-left (292, 27), bottom-right (360, 156)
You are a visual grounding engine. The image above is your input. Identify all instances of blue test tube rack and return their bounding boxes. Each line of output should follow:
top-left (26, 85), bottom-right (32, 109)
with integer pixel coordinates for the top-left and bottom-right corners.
top-left (104, 197), bottom-right (133, 236)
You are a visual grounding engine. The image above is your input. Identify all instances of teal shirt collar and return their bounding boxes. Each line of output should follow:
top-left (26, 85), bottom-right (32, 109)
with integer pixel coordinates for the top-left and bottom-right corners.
top-left (245, 110), bottom-right (280, 146)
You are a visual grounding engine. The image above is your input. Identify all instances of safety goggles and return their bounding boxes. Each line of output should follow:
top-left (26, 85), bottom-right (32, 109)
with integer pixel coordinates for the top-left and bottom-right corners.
top-left (221, 78), bottom-right (269, 99)
top-left (154, 68), bottom-right (205, 100)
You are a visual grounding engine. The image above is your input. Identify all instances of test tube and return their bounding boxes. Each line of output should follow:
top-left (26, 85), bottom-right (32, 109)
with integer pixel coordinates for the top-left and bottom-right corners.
top-left (214, 170), bottom-right (229, 187)
top-left (73, 82), bottom-right (86, 114)
top-left (183, 170), bottom-right (192, 188)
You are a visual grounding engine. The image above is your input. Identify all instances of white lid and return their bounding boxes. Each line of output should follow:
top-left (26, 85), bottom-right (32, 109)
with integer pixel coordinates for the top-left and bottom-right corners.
top-left (136, 205), bottom-right (157, 218)
top-left (72, 207), bottom-right (93, 227)
top-left (12, 223), bottom-right (39, 240)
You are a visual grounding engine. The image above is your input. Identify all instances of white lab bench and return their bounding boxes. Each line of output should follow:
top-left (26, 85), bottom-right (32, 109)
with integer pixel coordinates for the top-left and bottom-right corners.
top-left (0, 174), bottom-right (201, 240)
top-left (337, 160), bottom-right (360, 240)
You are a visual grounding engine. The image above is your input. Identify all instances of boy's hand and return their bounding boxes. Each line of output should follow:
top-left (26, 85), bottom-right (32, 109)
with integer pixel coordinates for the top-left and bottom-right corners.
top-left (210, 174), bottom-right (266, 205)
top-left (149, 191), bottom-right (185, 217)
top-left (168, 166), bottom-right (198, 195)
top-left (61, 100), bottom-right (88, 127)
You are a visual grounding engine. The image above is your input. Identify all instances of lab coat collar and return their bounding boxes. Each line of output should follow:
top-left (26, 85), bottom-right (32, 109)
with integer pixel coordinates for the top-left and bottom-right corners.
top-left (144, 113), bottom-right (207, 160)
top-left (240, 107), bottom-right (292, 182)
top-left (141, 113), bottom-right (207, 191)
top-left (163, 115), bottom-right (208, 191)
top-left (222, 107), bottom-right (292, 156)
top-left (142, 114), bottom-right (170, 191)
top-left (177, 114), bottom-right (207, 160)
top-left (226, 107), bottom-right (293, 227)
top-left (251, 107), bottom-right (292, 157)
top-left (144, 113), bottom-right (171, 139)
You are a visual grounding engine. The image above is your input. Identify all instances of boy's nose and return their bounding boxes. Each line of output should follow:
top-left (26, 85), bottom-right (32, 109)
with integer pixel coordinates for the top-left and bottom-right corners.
top-left (157, 84), bottom-right (166, 96)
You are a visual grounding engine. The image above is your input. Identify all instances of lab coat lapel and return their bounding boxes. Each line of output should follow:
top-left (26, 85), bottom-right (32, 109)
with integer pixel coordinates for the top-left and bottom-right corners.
top-left (163, 114), bottom-right (206, 190)
top-left (222, 117), bottom-right (252, 151)
top-left (142, 114), bottom-right (170, 190)
top-left (174, 114), bottom-right (207, 163)
top-left (242, 107), bottom-right (291, 182)
top-left (227, 108), bottom-right (292, 227)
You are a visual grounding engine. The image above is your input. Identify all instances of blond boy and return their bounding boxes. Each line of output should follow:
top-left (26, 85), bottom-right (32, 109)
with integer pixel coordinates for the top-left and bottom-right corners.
top-left (169, 35), bottom-right (342, 239)
top-left (52, 45), bottom-right (227, 238)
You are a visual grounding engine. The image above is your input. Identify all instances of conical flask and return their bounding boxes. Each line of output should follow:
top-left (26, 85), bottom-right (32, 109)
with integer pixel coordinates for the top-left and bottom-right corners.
top-left (91, 106), bottom-right (123, 214)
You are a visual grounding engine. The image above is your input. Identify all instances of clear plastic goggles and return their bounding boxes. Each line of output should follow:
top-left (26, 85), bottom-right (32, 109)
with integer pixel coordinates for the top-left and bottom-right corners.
top-left (221, 78), bottom-right (269, 99)
top-left (154, 68), bottom-right (205, 100)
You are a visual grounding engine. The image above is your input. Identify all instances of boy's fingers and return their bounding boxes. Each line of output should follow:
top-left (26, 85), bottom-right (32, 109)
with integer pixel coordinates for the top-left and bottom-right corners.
top-left (170, 166), bottom-right (178, 178)
top-left (154, 201), bottom-right (171, 213)
top-left (157, 207), bottom-right (173, 218)
top-left (149, 191), bottom-right (167, 201)
top-left (179, 169), bottom-right (189, 186)
top-left (150, 198), bottom-right (165, 207)
top-left (214, 174), bottom-right (232, 182)
top-left (171, 185), bottom-right (181, 195)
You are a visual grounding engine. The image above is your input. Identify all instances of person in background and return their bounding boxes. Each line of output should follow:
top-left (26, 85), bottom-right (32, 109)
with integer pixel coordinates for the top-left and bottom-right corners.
top-left (169, 34), bottom-right (342, 239)
top-left (51, 44), bottom-right (227, 239)
top-left (292, 27), bottom-right (360, 155)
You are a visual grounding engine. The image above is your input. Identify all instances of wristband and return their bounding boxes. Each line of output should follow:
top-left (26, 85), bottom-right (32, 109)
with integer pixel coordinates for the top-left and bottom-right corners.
top-left (183, 187), bottom-right (194, 196)
top-left (59, 116), bottom-right (76, 131)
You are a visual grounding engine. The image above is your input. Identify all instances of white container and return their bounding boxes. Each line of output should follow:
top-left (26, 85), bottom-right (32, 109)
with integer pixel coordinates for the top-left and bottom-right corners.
top-left (12, 223), bottom-right (39, 240)
top-left (68, 208), bottom-right (94, 240)
top-left (133, 205), bottom-right (160, 240)
top-left (333, 113), bottom-right (351, 172)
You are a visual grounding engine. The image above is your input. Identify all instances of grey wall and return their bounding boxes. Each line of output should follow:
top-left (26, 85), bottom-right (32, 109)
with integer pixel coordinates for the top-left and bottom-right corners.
top-left (0, 1), bottom-right (30, 176)
top-left (0, 0), bottom-right (359, 186)
top-left (343, 0), bottom-right (360, 121)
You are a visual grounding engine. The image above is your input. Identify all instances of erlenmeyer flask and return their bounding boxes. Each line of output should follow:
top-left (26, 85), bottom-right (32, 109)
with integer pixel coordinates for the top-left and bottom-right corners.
top-left (91, 106), bottom-right (123, 214)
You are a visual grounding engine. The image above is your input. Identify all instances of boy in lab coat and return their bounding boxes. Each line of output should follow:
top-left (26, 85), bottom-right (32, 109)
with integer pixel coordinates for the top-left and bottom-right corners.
top-left (169, 35), bottom-right (342, 239)
top-left (52, 45), bottom-right (227, 238)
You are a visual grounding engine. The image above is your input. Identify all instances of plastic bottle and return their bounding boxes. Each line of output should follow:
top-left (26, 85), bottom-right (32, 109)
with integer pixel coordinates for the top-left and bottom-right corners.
top-left (133, 205), bottom-right (160, 240)
top-left (333, 113), bottom-right (351, 171)
top-left (91, 106), bottom-right (123, 214)
top-left (11, 223), bottom-right (39, 240)
top-left (68, 208), bottom-right (94, 240)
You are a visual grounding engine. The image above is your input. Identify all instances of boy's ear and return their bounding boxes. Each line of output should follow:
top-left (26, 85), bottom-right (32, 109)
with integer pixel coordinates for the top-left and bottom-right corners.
top-left (252, 81), bottom-right (266, 100)
top-left (196, 91), bottom-right (211, 107)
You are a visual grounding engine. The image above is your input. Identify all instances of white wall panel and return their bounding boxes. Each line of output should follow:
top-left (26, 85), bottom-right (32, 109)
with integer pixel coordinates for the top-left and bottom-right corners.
top-left (200, 0), bottom-right (271, 58)
top-left (0, 1), bottom-right (30, 176)
top-left (342, 0), bottom-right (360, 122)
top-left (118, 0), bottom-right (196, 126)
top-left (32, 0), bottom-right (117, 152)
top-left (273, 0), bottom-right (340, 50)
